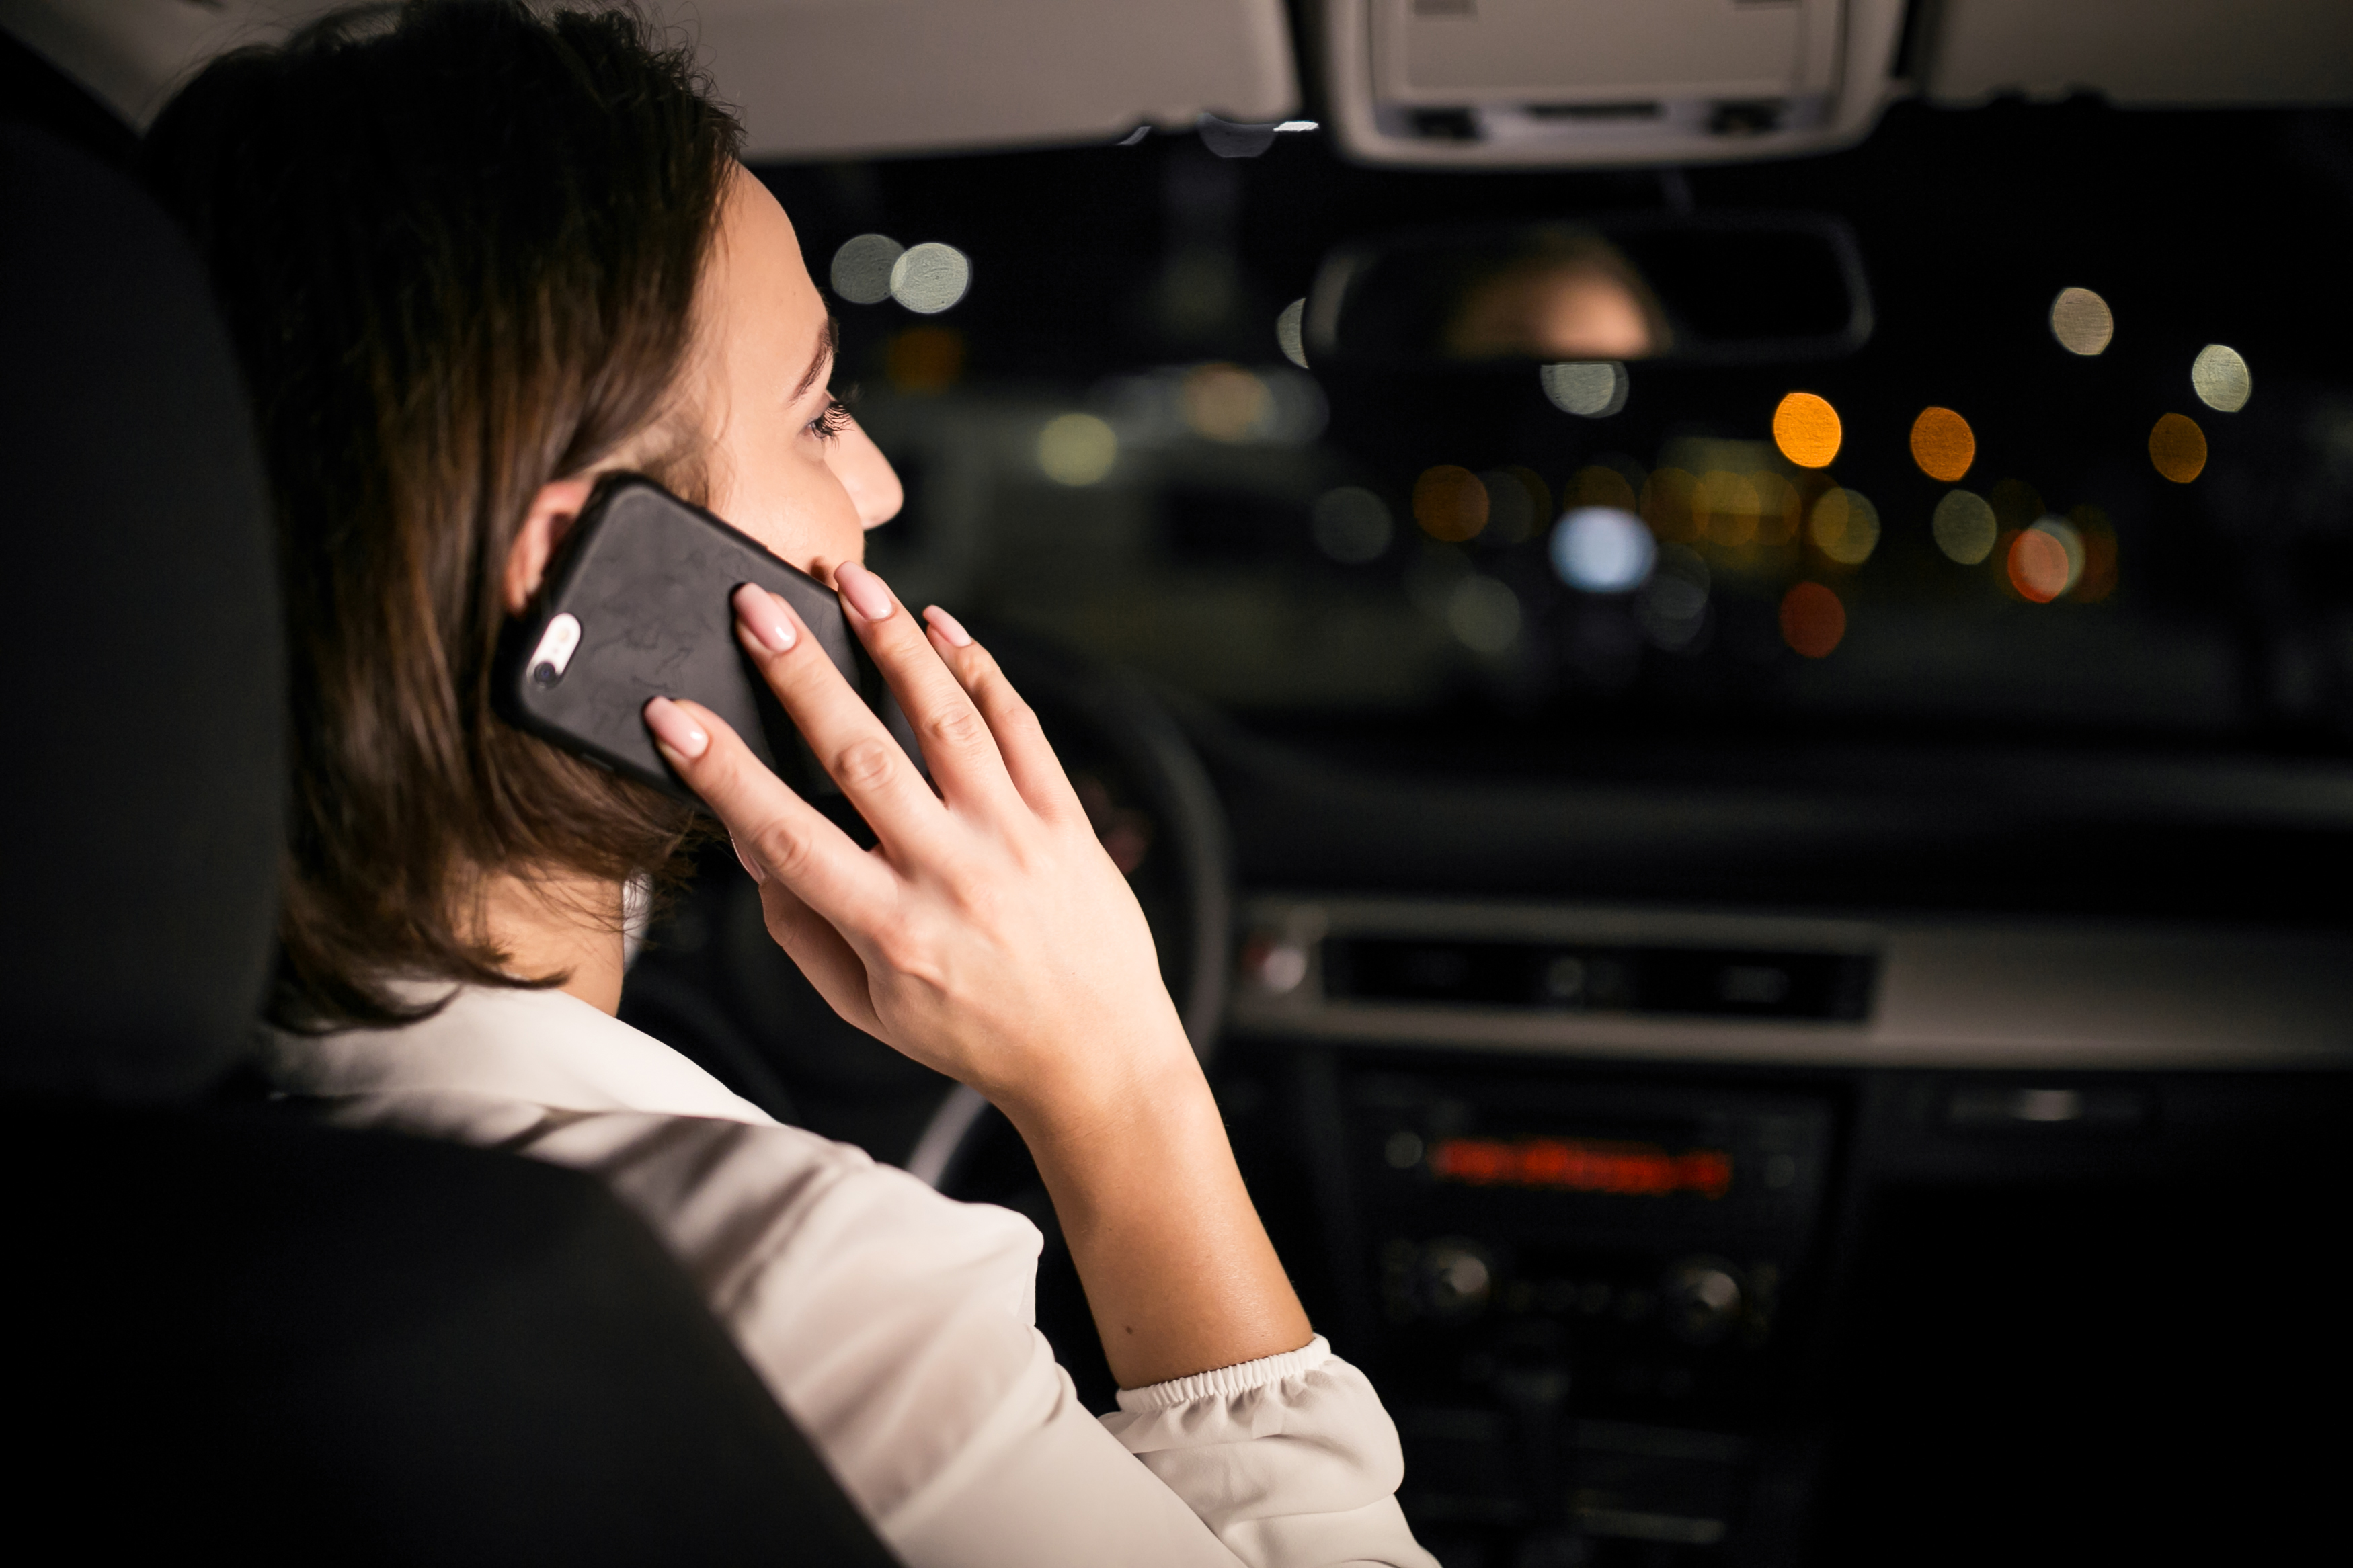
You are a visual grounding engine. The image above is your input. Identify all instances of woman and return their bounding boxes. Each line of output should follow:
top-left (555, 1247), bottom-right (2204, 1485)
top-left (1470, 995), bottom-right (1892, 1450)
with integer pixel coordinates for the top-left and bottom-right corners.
top-left (146, 5), bottom-right (1436, 1565)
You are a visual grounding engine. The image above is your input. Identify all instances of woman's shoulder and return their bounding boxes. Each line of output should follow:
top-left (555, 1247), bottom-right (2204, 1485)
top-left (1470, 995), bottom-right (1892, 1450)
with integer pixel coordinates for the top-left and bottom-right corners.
top-left (259, 979), bottom-right (1045, 1294)
top-left (260, 979), bottom-right (788, 1124)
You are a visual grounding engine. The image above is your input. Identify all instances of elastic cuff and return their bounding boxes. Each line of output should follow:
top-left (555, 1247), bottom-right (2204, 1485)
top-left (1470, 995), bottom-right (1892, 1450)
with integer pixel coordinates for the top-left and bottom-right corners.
top-left (1115, 1334), bottom-right (1332, 1413)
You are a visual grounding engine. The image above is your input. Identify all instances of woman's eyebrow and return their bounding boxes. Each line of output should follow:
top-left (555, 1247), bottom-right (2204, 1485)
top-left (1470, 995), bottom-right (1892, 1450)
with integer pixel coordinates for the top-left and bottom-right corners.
top-left (791, 316), bottom-right (841, 401)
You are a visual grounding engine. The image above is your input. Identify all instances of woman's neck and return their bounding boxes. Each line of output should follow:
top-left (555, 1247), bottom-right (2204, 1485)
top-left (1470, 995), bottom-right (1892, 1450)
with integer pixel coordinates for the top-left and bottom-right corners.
top-left (477, 868), bottom-right (629, 1015)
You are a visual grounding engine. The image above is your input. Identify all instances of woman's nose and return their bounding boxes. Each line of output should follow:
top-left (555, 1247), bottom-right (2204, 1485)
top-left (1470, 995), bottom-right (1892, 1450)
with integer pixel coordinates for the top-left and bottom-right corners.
top-left (828, 416), bottom-right (904, 530)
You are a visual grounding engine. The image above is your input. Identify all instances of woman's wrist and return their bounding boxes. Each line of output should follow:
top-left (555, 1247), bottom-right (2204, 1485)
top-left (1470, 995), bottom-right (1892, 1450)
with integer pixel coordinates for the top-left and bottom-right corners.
top-left (1003, 1039), bottom-right (1314, 1389)
top-left (995, 1018), bottom-right (1209, 1165)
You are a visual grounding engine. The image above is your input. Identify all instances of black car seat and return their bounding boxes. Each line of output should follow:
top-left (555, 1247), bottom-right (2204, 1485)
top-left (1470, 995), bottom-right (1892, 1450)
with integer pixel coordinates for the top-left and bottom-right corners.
top-left (0, 59), bottom-right (896, 1568)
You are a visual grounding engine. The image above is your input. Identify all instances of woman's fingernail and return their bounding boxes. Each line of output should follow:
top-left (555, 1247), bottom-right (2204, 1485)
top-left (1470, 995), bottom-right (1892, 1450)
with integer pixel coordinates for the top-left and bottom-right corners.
top-left (835, 560), bottom-right (895, 622)
top-left (731, 834), bottom-right (766, 884)
top-left (733, 583), bottom-right (795, 652)
top-left (643, 696), bottom-right (709, 759)
top-left (923, 605), bottom-right (973, 647)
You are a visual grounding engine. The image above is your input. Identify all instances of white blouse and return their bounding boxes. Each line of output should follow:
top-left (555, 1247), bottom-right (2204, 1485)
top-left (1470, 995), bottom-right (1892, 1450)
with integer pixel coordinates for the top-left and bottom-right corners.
top-left (257, 985), bottom-right (1438, 1568)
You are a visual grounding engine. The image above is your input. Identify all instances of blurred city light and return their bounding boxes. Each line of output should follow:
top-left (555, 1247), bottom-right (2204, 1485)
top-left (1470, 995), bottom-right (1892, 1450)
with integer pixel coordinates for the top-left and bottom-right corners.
top-left (2050, 287), bottom-right (2114, 356)
top-left (2149, 412), bottom-right (2208, 483)
top-left (1312, 487), bottom-right (1393, 563)
top-left (2191, 344), bottom-right (2251, 413)
top-left (1180, 363), bottom-right (1271, 442)
top-left (830, 233), bottom-right (904, 304)
top-left (1751, 471), bottom-right (1800, 546)
top-left (1414, 465), bottom-right (1490, 542)
top-left (1551, 507), bottom-right (1656, 593)
top-left (885, 325), bottom-right (963, 394)
top-left (2037, 515), bottom-right (2085, 591)
top-left (1447, 575), bottom-right (1523, 653)
top-left (1037, 413), bottom-right (1117, 486)
top-left (1276, 299), bottom-right (1310, 369)
top-left (1093, 364), bottom-right (1324, 446)
top-left (2069, 503), bottom-right (2119, 601)
top-left (1638, 545), bottom-right (1710, 651)
top-left (2007, 524), bottom-right (2072, 602)
top-left (1567, 462), bottom-right (1641, 514)
top-left (1641, 466), bottom-right (1699, 543)
top-left (888, 242), bottom-right (971, 314)
top-left (1808, 487), bottom-right (1880, 565)
top-left (1480, 469), bottom-right (1546, 544)
top-left (1698, 470), bottom-right (1761, 546)
top-left (1909, 407), bottom-right (1976, 482)
top-left (1771, 392), bottom-right (1841, 468)
top-left (1541, 361), bottom-right (1629, 417)
top-left (1932, 489), bottom-right (1998, 564)
top-left (1780, 581), bottom-right (1845, 658)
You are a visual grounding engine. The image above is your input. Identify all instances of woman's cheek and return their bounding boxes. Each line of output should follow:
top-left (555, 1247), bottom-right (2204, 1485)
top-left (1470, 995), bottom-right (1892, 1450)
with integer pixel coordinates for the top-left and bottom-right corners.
top-left (726, 440), bottom-right (865, 570)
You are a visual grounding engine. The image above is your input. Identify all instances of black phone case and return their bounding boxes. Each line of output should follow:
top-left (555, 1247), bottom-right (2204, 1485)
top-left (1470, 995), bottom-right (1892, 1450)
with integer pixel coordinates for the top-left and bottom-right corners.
top-left (494, 474), bottom-right (879, 804)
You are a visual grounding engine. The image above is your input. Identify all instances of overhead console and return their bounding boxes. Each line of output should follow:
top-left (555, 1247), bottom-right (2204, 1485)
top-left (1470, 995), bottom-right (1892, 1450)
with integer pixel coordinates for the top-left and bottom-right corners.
top-left (1314, 0), bottom-right (1912, 167)
top-left (1314, 0), bottom-right (2353, 168)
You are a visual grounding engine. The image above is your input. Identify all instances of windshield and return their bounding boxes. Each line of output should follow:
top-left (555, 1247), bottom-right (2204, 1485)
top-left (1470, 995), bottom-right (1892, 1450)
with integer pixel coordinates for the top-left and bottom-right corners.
top-left (766, 100), bottom-right (2353, 766)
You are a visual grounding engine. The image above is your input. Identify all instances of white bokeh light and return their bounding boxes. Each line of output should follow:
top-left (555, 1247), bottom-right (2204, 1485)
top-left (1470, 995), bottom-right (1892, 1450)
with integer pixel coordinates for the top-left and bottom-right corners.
top-left (830, 233), bottom-right (903, 305)
top-left (2191, 344), bottom-right (2251, 413)
top-left (1311, 487), bottom-right (1392, 563)
top-left (1540, 361), bottom-right (1629, 418)
top-left (1447, 575), bottom-right (1523, 653)
top-left (1932, 489), bottom-right (1998, 565)
top-left (1037, 413), bottom-right (1116, 486)
top-left (1276, 299), bottom-right (1309, 368)
top-left (889, 242), bottom-right (971, 314)
top-left (1638, 546), bottom-right (1710, 651)
top-left (2049, 287), bottom-right (2114, 356)
top-left (1550, 506), bottom-right (1656, 593)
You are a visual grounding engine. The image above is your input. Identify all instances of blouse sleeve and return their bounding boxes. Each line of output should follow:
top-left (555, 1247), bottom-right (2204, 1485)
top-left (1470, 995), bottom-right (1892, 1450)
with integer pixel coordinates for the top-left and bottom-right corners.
top-left (1105, 1339), bottom-right (1442, 1568)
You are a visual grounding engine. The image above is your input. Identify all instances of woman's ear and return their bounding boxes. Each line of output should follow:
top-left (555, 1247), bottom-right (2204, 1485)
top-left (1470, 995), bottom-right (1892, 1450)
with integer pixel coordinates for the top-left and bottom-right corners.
top-left (503, 477), bottom-right (597, 615)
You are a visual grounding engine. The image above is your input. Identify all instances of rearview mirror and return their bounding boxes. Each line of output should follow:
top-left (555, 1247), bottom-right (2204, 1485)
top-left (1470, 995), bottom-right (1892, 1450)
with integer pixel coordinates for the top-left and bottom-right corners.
top-left (1304, 214), bottom-right (1872, 370)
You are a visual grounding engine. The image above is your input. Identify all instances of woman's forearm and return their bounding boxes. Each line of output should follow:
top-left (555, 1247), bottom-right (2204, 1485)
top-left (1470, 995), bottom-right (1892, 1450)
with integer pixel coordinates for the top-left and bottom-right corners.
top-left (1006, 1044), bottom-right (1313, 1391)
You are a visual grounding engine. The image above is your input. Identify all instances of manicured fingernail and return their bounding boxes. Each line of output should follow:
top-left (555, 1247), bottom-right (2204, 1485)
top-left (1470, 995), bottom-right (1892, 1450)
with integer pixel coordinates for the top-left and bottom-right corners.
top-left (733, 583), bottom-right (795, 651)
top-left (730, 834), bottom-right (766, 884)
top-left (923, 605), bottom-right (973, 647)
top-left (643, 696), bottom-right (708, 759)
top-left (835, 560), bottom-right (895, 622)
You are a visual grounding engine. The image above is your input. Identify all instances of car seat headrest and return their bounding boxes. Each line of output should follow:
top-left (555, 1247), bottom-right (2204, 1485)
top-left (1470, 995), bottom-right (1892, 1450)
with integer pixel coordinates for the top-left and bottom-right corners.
top-left (0, 123), bottom-right (284, 1100)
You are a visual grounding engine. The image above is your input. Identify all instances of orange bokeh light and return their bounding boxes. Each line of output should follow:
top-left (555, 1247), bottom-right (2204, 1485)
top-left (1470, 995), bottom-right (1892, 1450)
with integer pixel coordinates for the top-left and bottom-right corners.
top-left (1780, 581), bottom-right (1846, 658)
top-left (1772, 392), bottom-right (1842, 468)
top-left (1413, 464), bottom-right (1489, 541)
top-left (2149, 413), bottom-right (2208, 483)
top-left (1641, 466), bottom-right (1700, 543)
top-left (2069, 504), bottom-right (2118, 602)
top-left (1698, 470), bottom-right (1760, 546)
top-left (1567, 463), bottom-right (1640, 513)
top-left (2007, 528), bottom-right (2071, 602)
top-left (886, 325), bottom-right (964, 394)
top-left (1909, 406), bottom-right (1976, 482)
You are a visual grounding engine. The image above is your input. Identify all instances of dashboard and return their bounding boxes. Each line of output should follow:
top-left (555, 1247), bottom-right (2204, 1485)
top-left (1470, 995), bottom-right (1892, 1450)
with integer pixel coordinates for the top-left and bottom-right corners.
top-left (1195, 729), bottom-right (2353, 1565)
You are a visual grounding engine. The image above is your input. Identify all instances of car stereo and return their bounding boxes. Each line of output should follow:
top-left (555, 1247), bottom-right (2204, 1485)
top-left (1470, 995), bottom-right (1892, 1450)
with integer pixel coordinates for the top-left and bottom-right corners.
top-left (1310, 1058), bottom-right (1837, 1563)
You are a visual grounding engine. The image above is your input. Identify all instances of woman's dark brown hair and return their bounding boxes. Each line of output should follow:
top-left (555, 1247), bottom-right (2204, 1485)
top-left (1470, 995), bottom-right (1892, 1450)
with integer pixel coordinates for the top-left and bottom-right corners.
top-left (145, 1), bottom-right (743, 1028)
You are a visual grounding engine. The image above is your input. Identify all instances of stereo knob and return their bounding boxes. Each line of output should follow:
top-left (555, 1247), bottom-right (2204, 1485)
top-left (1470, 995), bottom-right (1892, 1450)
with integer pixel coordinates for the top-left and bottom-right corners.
top-left (1661, 1257), bottom-right (1743, 1346)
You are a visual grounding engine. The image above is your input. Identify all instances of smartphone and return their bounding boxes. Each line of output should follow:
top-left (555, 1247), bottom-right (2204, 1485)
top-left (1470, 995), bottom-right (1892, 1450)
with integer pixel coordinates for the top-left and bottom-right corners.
top-left (494, 473), bottom-right (900, 804)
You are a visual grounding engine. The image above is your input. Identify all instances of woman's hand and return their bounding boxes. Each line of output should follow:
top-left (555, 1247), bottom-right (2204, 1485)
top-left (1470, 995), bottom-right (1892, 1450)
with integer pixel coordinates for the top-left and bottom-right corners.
top-left (643, 565), bottom-right (1189, 1122)
top-left (643, 563), bottom-right (1311, 1387)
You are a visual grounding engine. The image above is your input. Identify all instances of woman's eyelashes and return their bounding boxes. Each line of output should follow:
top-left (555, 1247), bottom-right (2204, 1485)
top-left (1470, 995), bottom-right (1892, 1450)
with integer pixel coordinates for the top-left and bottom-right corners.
top-left (807, 395), bottom-right (852, 442)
